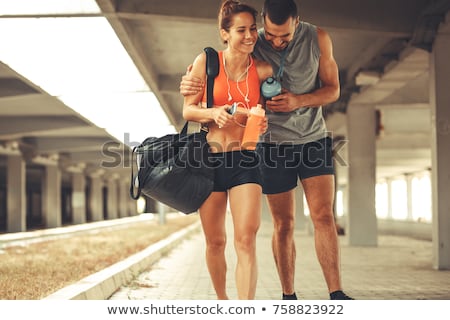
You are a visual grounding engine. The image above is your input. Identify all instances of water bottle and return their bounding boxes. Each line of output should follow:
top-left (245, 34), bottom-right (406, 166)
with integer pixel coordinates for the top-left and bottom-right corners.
top-left (261, 77), bottom-right (282, 99)
top-left (241, 104), bottom-right (265, 150)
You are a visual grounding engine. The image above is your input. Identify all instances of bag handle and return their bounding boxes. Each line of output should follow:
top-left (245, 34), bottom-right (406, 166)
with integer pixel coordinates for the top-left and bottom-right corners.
top-left (130, 145), bottom-right (141, 200)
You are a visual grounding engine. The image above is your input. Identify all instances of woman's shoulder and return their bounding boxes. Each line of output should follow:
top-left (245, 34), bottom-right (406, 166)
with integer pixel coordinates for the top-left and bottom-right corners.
top-left (193, 51), bottom-right (207, 66)
top-left (190, 51), bottom-right (208, 78)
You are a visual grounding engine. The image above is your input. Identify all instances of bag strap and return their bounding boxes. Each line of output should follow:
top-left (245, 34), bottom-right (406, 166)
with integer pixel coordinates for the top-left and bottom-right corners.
top-left (198, 47), bottom-right (219, 133)
top-left (204, 47), bottom-right (219, 109)
top-left (182, 47), bottom-right (219, 136)
top-left (130, 47), bottom-right (219, 200)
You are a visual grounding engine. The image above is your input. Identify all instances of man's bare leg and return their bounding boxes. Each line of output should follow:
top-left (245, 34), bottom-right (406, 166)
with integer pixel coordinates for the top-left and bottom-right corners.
top-left (266, 190), bottom-right (296, 297)
top-left (301, 175), bottom-right (342, 293)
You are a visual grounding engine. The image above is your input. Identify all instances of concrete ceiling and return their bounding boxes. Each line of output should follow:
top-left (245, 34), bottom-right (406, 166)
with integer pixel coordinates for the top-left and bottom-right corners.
top-left (0, 60), bottom-right (131, 181)
top-left (1, 0), bottom-right (450, 186)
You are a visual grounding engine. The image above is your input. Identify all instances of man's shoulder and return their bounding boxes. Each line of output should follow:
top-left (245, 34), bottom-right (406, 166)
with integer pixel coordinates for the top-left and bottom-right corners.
top-left (300, 20), bottom-right (317, 27)
top-left (298, 21), bottom-right (318, 34)
top-left (300, 21), bottom-right (330, 38)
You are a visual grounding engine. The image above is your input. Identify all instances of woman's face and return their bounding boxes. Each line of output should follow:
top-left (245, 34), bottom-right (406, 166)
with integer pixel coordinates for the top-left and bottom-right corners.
top-left (222, 12), bottom-right (257, 54)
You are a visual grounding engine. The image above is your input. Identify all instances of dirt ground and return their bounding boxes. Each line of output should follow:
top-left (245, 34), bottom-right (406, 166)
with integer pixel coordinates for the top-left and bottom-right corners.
top-left (0, 214), bottom-right (199, 300)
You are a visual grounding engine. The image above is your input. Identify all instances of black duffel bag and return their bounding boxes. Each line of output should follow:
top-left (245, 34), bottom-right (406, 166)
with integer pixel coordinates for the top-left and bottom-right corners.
top-left (129, 47), bottom-right (218, 214)
top-left (130, 124), bottom-right (214, 214)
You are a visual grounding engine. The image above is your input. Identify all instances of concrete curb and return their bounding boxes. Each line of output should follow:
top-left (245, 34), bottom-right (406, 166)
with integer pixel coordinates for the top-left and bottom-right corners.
top-left (43, 220), bottom-right (202, 300)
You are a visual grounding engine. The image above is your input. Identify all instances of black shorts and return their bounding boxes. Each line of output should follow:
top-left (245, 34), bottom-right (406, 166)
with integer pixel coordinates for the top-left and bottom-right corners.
top-left (256, 137), bottom-right (335, 194)
top-left (210, 150), bottom-right (261, 192)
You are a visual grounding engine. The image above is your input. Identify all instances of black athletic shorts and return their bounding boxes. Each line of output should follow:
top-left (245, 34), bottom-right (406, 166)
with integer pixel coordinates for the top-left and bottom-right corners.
top-left (209, 150), bottom-right (261, 192)
top-left (256, 137), bottom-right (335, 194)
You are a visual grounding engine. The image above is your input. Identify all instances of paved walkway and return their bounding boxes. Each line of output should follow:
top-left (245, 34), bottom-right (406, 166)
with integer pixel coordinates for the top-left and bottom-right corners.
top-left (109, 213), bottom-right (450, 300)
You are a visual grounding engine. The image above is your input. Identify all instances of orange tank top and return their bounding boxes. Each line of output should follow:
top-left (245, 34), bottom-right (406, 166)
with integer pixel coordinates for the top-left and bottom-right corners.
top-left (202, 51), bottom-right (260, 108)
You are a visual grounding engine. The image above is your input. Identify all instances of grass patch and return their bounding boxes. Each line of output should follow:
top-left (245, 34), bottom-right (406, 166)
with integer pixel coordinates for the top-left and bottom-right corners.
top-left (0, 214), bottom-right (199, 300)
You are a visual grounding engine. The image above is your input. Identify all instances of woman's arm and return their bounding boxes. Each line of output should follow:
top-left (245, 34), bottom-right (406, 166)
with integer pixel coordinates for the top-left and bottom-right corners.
top-left (183, 53), bottom-right (215, 123)
top-left (183, 52), bottom-right (233, 127)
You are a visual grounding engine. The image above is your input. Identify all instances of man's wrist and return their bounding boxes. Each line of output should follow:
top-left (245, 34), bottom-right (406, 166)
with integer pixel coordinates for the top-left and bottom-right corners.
top-left (293, 94), bottom-right (304, 110)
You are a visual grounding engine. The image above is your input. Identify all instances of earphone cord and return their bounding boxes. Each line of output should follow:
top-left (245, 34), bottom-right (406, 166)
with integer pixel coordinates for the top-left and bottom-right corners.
top-left (223, 53), bottom-right (252, 108)
top-left (232, 102), bottom-right (248, 128)
top-left (236, 57), bottom-right (253, 108)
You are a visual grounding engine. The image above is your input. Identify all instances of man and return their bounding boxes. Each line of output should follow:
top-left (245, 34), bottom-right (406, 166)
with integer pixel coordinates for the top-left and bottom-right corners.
top-left (180, 0), bottom-right (352, 300)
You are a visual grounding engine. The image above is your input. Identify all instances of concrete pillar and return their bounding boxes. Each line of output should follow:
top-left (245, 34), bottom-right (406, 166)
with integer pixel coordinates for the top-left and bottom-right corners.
top-left (72, 172), bottom-right (86, 224)
top-left (158, 202), bottom-right (166, 225)
top-left (405, 174), bottom-right (414, 221)
top-left (118, 180), bottom-right (128, 218)
top-left (89, 176), bottom-right (103, 222)
top-left (7, 154), bottom-right (26, 232)
top-left (342, 184), bottom-right (349, 219)
top-left (430, 13), bottom-right (450, 269)
top-left (386, 178), bottom-right (393, 219)
top-left (43, 164), bottom-right (61, 228)
top-left (346, 104), bottom-right (378, 246)
top-left (145, 196), bottom-right (158, 213)
top-left (106, 178), bottom-right (118, 220)
top-left (128, 195), bottom-right (138, 216)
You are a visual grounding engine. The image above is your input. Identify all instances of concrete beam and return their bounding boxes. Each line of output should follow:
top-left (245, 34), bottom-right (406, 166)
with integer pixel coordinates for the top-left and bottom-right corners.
top-left (350, 48), bottom-right (429, 104)
top-left (0, 116), bottom-right (91, 137)
top-left (115, 0), bottom-right (426, 35)
top-left (34, 137), bottom-right (116, 153)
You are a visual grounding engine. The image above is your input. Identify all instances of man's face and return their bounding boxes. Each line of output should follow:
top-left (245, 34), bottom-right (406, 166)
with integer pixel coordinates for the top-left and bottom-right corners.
top-left (263, 15), bottom-right (299, 51)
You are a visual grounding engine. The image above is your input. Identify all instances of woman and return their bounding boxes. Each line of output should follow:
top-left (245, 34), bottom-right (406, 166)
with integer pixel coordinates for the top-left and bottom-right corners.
top-left (183, 0), bottom-right (273, 299)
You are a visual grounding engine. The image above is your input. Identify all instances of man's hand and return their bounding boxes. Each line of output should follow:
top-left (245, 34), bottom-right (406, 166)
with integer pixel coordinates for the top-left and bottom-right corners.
top-left (180, 64), bottom-right (204, 96)
top-left (265, 89), bottom-right (299, 113)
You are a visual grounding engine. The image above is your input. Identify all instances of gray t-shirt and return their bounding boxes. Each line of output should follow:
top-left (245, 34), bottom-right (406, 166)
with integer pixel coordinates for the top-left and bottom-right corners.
top-left (253, 21), bottom-right (329, 144)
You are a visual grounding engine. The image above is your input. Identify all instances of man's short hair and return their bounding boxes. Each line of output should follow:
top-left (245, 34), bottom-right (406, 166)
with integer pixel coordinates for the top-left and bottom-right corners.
top-left (262, 0), bottom-right (298, 25)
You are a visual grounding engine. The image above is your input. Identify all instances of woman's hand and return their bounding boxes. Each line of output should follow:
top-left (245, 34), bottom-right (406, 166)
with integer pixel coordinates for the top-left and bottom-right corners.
top-left (212, 105), bottom-right (234, 128)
